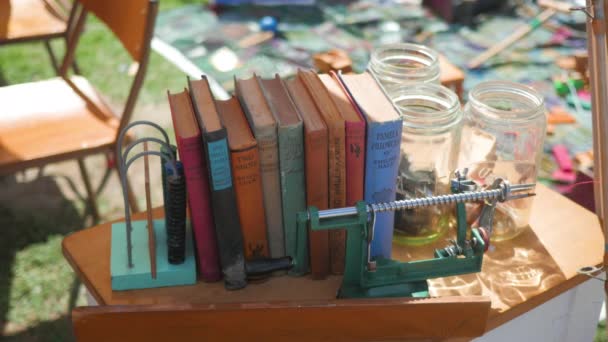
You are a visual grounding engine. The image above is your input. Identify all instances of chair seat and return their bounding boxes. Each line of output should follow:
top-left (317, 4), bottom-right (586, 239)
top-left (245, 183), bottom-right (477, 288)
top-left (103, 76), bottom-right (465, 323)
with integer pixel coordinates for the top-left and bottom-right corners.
top-left (0, 76), bottom-right (119, 174)
top-left (0, 0), bottom-right (68, 43)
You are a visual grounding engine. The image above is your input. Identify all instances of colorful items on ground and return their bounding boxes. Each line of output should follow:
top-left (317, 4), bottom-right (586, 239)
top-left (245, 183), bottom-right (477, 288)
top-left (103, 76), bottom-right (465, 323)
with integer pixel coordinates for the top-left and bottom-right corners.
top-left (155, 2), bottom-right (592, 194)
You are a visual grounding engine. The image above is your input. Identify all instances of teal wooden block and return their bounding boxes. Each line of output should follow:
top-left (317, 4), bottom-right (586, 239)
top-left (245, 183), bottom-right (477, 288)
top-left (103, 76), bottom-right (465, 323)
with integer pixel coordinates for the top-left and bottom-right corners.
top-left (111, 219), bottom-right (196, 291)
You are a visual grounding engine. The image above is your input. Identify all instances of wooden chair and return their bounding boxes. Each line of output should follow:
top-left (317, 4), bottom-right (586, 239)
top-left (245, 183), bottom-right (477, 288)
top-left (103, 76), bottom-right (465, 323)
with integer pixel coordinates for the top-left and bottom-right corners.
top-left (0, 0), bottom-right (158, 220)
top-left (0, 0), bottom-right (80, 73)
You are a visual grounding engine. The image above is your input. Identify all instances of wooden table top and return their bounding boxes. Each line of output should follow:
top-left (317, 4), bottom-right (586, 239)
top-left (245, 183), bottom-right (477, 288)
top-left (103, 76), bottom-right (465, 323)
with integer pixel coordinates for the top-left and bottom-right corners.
top-left (63, 184), bottom-right (602, 335)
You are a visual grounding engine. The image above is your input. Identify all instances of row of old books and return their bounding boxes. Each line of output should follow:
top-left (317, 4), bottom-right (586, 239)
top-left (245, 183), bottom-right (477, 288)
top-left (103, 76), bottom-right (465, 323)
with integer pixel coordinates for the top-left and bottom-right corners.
top-left (168, 70), bottom-right (402, 287)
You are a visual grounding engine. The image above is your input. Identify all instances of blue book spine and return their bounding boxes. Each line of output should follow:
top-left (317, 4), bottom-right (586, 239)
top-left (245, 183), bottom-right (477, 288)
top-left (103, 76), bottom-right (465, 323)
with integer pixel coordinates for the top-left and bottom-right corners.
top-left (204, 129), bottom-right (247, 290)
top-left (364, 119), bottom-right (403, 259)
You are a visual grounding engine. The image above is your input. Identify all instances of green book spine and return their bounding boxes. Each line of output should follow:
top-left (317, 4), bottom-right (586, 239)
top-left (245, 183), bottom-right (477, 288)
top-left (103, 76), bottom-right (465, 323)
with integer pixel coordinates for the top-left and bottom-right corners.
top-left (255, 124), bottom-right (284, 258)
top-left (278, 122), bottom-right (306, 260)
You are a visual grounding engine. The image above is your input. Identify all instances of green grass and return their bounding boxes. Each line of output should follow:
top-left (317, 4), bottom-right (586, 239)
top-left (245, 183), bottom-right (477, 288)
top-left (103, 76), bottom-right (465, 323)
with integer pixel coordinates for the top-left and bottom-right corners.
top-left (0, 1), bottom-right (197, 340)
top-left (0, 0), bottom-right (199, 102)
top-left (0, 182), bottom-right (86, 339)
top-left (597, 321), bottom-right (607, 342)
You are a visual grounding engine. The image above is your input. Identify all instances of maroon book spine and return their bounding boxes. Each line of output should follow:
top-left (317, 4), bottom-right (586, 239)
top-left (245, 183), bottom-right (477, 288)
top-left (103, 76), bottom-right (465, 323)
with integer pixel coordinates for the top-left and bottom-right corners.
top-left (345, 120), bottom-right (366, 206)
top-left (332, 71), bottom-right (367, 207)
top-left (174, 135), bottom-right (222, 282)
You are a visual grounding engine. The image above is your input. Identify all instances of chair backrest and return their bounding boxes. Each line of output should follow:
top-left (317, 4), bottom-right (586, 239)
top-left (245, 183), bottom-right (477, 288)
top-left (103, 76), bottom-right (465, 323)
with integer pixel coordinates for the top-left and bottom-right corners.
top-left (60, 0), bottom-right (158, 139)
top-left (78, 0), bottom-right (153, 62)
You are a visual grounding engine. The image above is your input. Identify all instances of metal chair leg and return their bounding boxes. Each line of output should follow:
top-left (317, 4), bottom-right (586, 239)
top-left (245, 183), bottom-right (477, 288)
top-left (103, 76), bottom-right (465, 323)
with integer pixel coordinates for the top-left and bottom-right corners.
top-left (126, 173), bottom-right (140, 214)
top-left (44, 39), bottom-right (61, 75)
top-left (78, 158), bottom-right (100, 223)
top-left (36, 165), bottom-right (46, 179)
top-left (71, 59), bottom-right (81, 74)
top-left (94, 166), bottom-right (112, 197)
top-left (67, 276), bottom-right (81, 312)
top-left (63, 36), bottom-right (81, 74)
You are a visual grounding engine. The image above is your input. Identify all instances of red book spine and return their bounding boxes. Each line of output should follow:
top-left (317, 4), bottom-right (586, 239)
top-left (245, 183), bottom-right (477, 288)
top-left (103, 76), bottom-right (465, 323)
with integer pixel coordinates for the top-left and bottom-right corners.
top-left (333, 71), bottom-right (367, 206)
top-left (345, 121), bottom-right (366, 206)
top-left (175, 135), bottom-right (222, 282)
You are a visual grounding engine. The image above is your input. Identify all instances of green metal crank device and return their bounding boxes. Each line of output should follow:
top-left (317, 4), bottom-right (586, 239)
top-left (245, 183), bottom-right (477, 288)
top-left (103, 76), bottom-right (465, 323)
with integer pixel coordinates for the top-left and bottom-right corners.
top-left (293, 169), bottom-right (536, 299)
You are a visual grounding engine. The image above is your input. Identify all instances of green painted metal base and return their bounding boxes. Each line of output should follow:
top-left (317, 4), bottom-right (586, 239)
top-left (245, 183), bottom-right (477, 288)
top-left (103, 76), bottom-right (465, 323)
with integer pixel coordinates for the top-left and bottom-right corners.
top-left (338, 280), bottom-right (429, 299)
top-left (111, 219), bottom-right (196, 291)
top-left (294, 199), bottom-right (486, 299)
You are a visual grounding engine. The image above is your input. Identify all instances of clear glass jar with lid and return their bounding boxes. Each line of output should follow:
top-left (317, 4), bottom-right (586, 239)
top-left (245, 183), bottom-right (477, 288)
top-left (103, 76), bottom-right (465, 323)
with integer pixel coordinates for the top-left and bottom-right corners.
top-left (459, 81), bottom-right (546, 241)
top-left (393, 84), bottom-right (463, 245)
top-left (368, 43), bottom-right (440, 96)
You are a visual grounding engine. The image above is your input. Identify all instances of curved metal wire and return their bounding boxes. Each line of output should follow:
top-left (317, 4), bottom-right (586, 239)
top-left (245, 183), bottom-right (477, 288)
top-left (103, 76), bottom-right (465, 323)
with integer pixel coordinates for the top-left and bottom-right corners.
top-left (120, 149), bottom-right (176, 268)
top-left (116, 120), bottom-right (171, 169)
top-left (124, 151), bottom-right (176, 175)
top-left (122, 137), bottom-right (176, 170)
top-left (115, 120), bottom-right (175, 269)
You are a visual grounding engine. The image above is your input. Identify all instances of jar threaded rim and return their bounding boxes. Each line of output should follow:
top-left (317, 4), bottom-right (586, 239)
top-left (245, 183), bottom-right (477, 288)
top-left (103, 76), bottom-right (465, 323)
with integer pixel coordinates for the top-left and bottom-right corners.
top-left (467, 81), bottom-right (545, 124)
top-left (369, 43), bottom-right (440, 84)
top-left (392, 84), bottom-right (462, 131)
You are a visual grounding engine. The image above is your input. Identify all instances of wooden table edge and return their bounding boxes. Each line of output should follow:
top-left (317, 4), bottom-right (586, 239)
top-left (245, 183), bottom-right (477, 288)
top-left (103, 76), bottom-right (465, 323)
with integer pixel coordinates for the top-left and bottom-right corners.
top-left (62, 233), bottom-right (106, 305)
top-left (63, 224), bottom-right (597, 335)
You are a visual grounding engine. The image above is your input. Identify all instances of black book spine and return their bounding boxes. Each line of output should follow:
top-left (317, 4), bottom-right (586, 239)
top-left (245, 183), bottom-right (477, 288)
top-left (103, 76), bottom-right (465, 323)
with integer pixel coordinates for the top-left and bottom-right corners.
top-left (164, 162), bottom-right (187, 264)
top-left (203, 127), bottom-right (247, 290)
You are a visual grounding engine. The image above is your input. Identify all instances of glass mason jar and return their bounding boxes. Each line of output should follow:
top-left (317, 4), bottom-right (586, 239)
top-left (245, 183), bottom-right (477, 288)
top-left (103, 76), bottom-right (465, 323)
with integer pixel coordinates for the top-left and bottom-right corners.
top-left (368, 43), bottom-right (440, 96)
top-left (459, 81), bottom-right (546, 242)
top-left (392, 84), bottom-right (463, 245)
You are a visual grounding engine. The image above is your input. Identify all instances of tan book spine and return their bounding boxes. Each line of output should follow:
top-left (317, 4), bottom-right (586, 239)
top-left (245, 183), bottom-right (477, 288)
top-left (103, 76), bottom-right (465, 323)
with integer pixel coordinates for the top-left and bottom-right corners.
top-left (255, 124), bottom-right (284, 258)
top-left (327, 120), bottom-right (347, 274)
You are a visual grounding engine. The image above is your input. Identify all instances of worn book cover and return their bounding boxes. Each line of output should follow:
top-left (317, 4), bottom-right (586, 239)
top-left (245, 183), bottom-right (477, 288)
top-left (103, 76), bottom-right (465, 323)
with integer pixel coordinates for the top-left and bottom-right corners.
top-left (235, 75), bottom-right (285, 258)
top-left (167, 90), bottom-right (221, 282)
top-left (216, 95), bottom-right (270, 260)
top-left (285, 76), bottom-right (330, 278)
top-left (189, 76), bottom-right (247, 290)
top-left (338, 71), bottom-right (403, 259)
top-left (259, 74), bottom-right (306, 266)
top-left (299, 70), bottom-right (347, 275)
top-left (321, 72), bottom-right (366, 208)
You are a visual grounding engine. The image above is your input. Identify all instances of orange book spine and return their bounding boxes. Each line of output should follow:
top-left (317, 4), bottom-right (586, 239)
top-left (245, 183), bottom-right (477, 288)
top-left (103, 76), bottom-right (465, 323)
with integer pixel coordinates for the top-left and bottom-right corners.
top-left (231, 146), bottom-right (270, 260)
top-left (305, 129), bottom-right (330, 278)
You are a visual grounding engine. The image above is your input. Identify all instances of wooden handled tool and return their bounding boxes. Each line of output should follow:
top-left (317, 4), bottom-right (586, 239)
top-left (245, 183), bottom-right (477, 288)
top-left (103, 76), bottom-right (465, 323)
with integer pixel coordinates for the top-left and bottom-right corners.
top-left (468, 8), bottom-right (557, 69)
top-left (143, 142), bottom-right (157, 279)
top-left (538, 0), bottom-right (577, 13)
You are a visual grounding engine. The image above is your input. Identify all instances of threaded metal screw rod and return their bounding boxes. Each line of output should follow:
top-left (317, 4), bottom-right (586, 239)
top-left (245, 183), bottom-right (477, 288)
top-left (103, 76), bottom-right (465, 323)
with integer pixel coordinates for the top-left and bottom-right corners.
top-left (369, 188), bottom-right (503, 213)
top-left (317, 184), bottom-right (533, 220)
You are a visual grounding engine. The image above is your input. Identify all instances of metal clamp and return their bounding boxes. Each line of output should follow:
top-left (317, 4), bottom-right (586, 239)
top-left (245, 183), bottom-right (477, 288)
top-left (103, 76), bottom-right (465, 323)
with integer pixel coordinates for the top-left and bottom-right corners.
top-left (578, 265), bottom-right (605, 281)
top-left (452, 168), bottom-right (478, 193)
